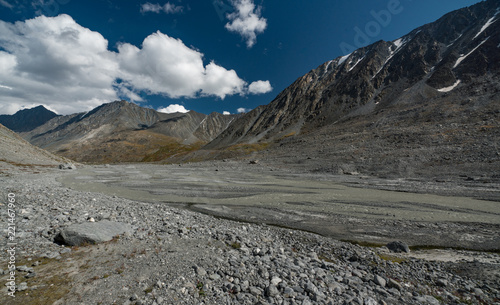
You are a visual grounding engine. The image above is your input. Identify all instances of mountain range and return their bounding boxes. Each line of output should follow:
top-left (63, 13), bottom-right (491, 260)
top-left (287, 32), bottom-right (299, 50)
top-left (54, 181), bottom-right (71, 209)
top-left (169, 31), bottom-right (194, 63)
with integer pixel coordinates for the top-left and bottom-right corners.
top-left (18, 101), bottom-right (238, 163)
top-left (1, 0), bottom-right (499, 178)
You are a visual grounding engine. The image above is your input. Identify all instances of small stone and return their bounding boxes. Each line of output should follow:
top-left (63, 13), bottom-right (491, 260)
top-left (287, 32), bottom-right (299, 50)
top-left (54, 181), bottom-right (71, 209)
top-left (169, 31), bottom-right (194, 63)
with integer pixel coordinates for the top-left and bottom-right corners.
top-left (249, 286), bottom-right (262, 296)
top-left (436, 278), bottom-right (448, 287)
top-left (17, 265), bottom-right (34, 273)
top-left (209, 273), bottom-right (221, 281)
top-left (25, 272), bottom-right (36, 279)
top-left (240, 280), bottom-right (249, 291)
top-left (265, 284), bottom-right (279, 297)
top-left (17, 282), bottom-right (28, 291)
top-left (374, 275), bottom-right (386, 287)
top-left (387, 279), bottom-right (402, 291)
top-left (270, 276), bottom-right (282, 286)
top-left (130, 294), bottom-right (139, 301)
top-left (194, 265), bottom-right (207, 277)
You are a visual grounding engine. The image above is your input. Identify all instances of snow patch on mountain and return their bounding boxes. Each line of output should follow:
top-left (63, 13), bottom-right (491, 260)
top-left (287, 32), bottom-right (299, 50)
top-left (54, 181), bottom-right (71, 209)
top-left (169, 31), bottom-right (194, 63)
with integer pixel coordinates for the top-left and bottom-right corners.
top-left (338, 53), bottom-right (351, 66)
top-left (453, 37), bottom-right (489, 69)
top-left (473, 8), bottom-right (499, 40)
top-left (437, 80), bottom-right (461, 92)
top-left (348, 56), bottom-right (365, 72)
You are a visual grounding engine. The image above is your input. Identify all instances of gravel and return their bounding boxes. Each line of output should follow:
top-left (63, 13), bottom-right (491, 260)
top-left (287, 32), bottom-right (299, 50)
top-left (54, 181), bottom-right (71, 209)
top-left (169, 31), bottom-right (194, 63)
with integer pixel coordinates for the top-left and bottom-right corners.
top-left (1, 165), bottom-right (499, 304)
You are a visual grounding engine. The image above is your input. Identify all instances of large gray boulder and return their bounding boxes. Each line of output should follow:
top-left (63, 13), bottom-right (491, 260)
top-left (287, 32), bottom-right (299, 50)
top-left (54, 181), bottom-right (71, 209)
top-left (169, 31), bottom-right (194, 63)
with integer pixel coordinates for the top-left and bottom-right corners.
top-left (386, 241), bottom-right (410, 253)
top-left (55, 220), bottom-right (134, 246)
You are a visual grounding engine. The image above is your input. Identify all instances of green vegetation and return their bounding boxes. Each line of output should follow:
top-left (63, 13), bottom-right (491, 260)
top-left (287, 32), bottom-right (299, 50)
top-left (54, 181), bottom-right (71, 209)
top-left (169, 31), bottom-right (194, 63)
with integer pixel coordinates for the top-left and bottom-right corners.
top-left (224, 142), bottom-right (270, 154)
top-left (377, 253), bottom-right (407, 264)
top-left (230, 242), bottom-right (241, 249)
top-left (142, 141), bottom-right (204, 162)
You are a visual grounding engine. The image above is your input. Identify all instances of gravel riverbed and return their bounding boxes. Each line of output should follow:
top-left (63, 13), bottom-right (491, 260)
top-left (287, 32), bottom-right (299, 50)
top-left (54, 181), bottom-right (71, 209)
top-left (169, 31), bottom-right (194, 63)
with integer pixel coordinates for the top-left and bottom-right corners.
top-left (1, 164), bottom-right (499, 305)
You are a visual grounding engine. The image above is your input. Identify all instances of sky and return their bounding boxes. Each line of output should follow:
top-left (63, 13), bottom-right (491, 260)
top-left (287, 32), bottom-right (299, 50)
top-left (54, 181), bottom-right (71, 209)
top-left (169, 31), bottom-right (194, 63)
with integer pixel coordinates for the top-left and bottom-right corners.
top-left (0, 0), bottom-right (484, 116)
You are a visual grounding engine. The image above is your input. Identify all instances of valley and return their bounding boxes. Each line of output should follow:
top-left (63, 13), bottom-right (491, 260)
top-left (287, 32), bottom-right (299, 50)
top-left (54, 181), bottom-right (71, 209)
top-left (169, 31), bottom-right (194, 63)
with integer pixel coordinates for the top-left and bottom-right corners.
top-left (59, 161), bottom-right (500, 251)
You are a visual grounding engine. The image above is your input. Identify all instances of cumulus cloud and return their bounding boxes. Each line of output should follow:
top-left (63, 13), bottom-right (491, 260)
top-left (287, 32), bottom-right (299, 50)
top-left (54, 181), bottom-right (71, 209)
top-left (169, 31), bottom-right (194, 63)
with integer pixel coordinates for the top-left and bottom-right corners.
top-left (237, 107), bottom-right (250, 113)
top-left (157, 104), bottom-right (189, 113)
top-left (248, 80), bottom-right (272, 94)
top-left (117, 31), bottom-right (246, 99)
top-left (0, 14), bottom-right (119, 114)
top-left (141, 2), bottom-right (183, 14)
top-left (0, 14), bottom-right (270, 114)
top-left (225, 0), bottom-right (267, 48)
top-left (222, 111), bottom-right (231, 115)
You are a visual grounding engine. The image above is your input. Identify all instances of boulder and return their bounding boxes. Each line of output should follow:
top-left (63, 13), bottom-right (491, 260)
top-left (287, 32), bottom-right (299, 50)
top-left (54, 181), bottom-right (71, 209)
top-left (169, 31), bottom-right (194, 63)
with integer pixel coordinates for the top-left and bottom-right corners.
top-left (386, 241), bottom-right (410, 253)
top-left (59, 163), bottom-right (76, 170)
top-left (55, 220), bottom-right (134, 246)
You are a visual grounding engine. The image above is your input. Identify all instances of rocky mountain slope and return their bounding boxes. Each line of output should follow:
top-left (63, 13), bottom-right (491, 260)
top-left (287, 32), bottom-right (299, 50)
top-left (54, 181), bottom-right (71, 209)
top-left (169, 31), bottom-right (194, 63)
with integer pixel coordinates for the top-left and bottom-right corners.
top-left (21, 100), bottom-right (237, 163)
top-left (0, 105), bottom-right (59, 132)
top-left (205, 0), bottom-right (500, 178)
top-left (0, 123), bottom-right (67, 168)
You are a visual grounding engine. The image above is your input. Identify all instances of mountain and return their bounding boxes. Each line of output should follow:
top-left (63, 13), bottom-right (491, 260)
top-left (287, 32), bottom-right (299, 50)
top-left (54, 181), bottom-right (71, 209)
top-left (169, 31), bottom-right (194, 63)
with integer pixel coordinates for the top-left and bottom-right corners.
top-left (204, 0), bottom-right (500, 178)
top-left (0, 105), bottom-right (59, 132)
top-left (0, 123), bottom-right (68, 168)
top-left (21, 100), bottom-right (237, 163)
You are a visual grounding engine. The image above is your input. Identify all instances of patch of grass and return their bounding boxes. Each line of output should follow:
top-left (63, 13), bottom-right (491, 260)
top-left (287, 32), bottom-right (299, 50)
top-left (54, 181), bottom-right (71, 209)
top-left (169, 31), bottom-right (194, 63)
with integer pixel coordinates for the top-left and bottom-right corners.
top-left (275, 131), bottom-right (297, 142)
top-left (318, 254), bottom-right (336, 264)
top-left (230, 242), bottom-right (241, 249)
top-left (4, 257), bottom-right (72, 305)
top-left (377, 253), bottom-right (407, 264)
top-left (224, 142), bottom-right (270, 154)
top-left (142, 141), bottom-right (204, 162)
top-left (196, 281), bottom-right (206, 297)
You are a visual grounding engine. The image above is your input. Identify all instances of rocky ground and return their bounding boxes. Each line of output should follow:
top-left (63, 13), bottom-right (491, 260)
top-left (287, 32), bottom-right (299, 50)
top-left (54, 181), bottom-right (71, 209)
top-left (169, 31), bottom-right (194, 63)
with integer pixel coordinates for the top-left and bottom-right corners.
top-left (1, 164), bottom-right (499, 305)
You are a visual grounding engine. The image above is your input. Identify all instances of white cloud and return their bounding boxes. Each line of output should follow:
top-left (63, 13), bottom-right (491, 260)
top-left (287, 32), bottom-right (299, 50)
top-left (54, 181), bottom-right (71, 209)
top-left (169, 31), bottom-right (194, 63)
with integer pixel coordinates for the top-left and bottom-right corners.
top-left (0, 14), bottom-right (119, 115)
top-left (225, 0), bottom-right (267, 48)
top-left (141, 2), bottom-right (183, 14)
top-left (157, 104), bottom-right (189, 114)
top-left (117, 31), bottom-right (246, 99)
top-left (0, 14), bottom-right (270, 115)
top-left (248, 80), bottom-right (272, 94)
top-left (237, 107), bottom-right (250, 113)
top-left (223, 111), bottom-right (231, 115)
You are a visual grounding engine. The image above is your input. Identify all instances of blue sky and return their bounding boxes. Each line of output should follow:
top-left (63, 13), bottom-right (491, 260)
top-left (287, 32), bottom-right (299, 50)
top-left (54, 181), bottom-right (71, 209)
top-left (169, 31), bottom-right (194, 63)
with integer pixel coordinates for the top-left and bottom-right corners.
top-left (0, 0), bottom-right (483, 115)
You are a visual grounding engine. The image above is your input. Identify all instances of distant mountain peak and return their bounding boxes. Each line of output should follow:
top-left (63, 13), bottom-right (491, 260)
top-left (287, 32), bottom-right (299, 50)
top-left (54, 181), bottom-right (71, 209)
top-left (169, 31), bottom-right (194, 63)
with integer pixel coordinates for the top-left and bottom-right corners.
top-left (0, 105), bottom-right (59, 132)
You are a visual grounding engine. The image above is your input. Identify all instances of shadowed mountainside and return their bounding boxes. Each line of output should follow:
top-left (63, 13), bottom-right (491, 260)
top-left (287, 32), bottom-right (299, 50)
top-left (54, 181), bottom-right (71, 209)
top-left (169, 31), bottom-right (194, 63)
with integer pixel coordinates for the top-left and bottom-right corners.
top-left (202, 0), bottom-right (500, 179)
top-left (0, 105), bottom-right (59, 132)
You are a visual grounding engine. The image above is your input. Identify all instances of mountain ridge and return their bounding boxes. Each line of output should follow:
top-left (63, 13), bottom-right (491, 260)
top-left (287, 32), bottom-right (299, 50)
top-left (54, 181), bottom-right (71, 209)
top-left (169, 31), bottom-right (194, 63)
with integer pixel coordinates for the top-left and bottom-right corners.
top-left (0, 123), bottom-right (68, 167)
top-left (0, 105), bottom-right (59, 132)
top-left (200, 0), bottom-right (500, 178)
top-left (21, 100), bottom-right (238, 163)
top-left (205, 0), bottom-right (500, 148)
